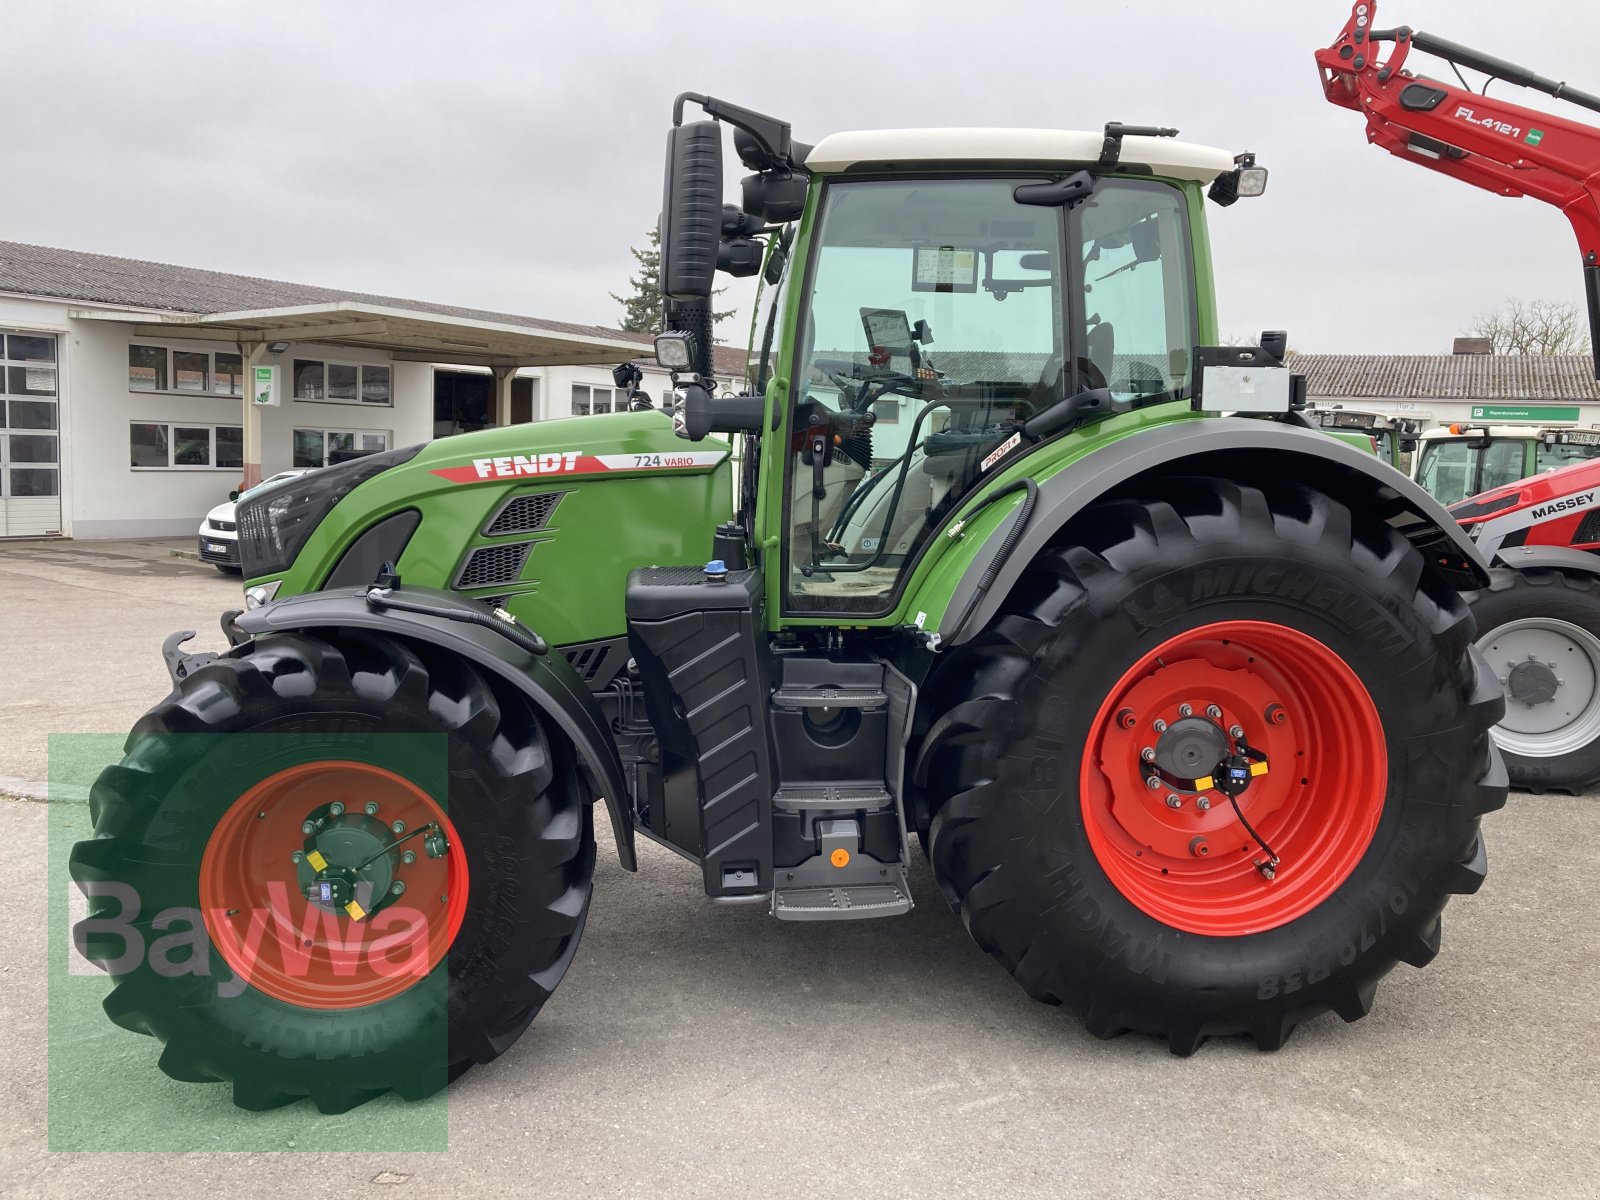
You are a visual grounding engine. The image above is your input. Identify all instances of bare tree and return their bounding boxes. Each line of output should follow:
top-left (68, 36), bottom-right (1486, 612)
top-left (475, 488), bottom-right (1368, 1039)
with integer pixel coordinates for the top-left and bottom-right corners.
top-left (1466, 299), bottom-right (1591, 356)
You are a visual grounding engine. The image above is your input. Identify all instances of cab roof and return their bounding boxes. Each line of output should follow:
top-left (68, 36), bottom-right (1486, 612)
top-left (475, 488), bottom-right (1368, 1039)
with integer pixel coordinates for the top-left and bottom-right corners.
top-left (803, 128), bottom-right (1237, 182)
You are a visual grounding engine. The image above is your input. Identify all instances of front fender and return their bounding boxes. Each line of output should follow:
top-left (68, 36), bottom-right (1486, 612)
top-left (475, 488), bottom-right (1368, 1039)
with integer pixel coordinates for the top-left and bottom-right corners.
top-left (937, 416), bottom-right (1490, 645)
top-left (1491, 543), bottom-right (1600, 579)
top-left (235, 585), bottom-right (636, 870)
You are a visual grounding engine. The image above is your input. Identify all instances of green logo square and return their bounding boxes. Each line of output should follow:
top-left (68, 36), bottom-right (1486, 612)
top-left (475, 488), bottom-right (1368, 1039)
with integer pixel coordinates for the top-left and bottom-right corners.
top-left (1526, 129), bottom-right (1545, 146)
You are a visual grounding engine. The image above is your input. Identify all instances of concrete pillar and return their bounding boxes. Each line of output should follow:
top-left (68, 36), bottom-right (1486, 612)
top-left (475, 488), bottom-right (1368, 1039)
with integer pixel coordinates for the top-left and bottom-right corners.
top-left (492, 365), bottom-right (517, 427)
top-left (240, 341), bottom-right (267, 489)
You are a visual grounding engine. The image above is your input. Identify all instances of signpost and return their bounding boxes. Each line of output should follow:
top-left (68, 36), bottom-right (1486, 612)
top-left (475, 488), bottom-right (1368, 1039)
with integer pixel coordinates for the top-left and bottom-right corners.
top-left (1469, 404), bottom-right (1581, 423)
top-left (252, 364), bottom-right (279, 407)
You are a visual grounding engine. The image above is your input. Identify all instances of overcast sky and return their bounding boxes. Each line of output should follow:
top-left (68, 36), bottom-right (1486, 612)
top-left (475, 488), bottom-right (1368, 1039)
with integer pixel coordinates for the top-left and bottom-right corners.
top-left (6, 0), bottom-right (1598, 355)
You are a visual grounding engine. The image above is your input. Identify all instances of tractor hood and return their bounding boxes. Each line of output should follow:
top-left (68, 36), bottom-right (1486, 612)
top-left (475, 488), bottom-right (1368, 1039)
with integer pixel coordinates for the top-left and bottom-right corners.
top-left (246, 408), bottom-right (735, 647)
top-left (407, 408), bottom-right (730, 486)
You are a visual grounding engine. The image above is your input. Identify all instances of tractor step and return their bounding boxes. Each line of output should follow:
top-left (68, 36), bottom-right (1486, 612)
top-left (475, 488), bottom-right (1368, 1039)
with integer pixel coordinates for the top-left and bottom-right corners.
top-left (772, 877), bottom-right (912, 921)
top-left (770, 684), bottom-right (887, 709)
top-left (773, 785), bottom-right (894, 811)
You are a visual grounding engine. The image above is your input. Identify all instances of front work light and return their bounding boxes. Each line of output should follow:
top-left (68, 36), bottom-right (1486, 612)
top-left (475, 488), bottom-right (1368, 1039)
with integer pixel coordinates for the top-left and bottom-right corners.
top-left (1207, 153), bottom-right (1268, 207)
top-left (655, 332), bottom-right (695, 370)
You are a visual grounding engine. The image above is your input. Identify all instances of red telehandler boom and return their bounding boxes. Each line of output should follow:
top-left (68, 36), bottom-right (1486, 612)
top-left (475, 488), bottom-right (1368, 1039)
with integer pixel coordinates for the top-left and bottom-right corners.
top-left (1317, 1), bottom-right (1600, 378)
top-left (1320, 2), bottom-right (1600, 794)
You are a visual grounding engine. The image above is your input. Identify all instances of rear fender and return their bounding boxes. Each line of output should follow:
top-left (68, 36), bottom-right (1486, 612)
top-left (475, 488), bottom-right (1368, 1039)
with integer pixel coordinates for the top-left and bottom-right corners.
top-left (234, 585), bottom-right (636, 870)
top-left (939, 417), bottom-right (1490, 645)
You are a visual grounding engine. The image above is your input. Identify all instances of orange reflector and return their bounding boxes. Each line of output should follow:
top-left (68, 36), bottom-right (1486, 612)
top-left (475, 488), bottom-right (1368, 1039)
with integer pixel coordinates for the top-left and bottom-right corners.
top-left (830, 848), bottom-right (850, 868)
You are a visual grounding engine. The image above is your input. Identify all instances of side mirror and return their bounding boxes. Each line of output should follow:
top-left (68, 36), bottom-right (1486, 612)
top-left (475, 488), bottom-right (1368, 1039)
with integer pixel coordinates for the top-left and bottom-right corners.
top-left (659, 121), bottom-right (724, 303)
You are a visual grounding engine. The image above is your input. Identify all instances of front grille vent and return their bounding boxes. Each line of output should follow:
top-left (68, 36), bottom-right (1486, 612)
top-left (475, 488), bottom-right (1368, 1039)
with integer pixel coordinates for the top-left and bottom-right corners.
top-left (209, 518), bottom-right (237, 532)
top-left (455, 541), bottom-right (533, 589)
top-left (485, 491), bottom-right (564, 536)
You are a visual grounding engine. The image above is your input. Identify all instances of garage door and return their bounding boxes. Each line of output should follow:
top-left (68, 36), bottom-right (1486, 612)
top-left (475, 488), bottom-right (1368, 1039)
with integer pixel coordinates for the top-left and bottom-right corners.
top-left (1, 330), bottom-right (62, 538)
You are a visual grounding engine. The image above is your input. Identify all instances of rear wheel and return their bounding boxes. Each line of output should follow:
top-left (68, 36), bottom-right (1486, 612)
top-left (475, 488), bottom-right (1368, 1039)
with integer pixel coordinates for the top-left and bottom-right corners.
top-left (70, 629), bottom-right (594, 1111)
top-left (1468, 566), bottom-right (1600, 794)
top-left (917, 479), bottom-right (1505, 1053)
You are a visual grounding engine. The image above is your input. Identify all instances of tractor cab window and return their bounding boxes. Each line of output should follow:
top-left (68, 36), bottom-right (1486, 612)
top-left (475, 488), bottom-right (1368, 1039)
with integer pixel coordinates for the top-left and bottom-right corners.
top-left (784, 177), bottom-right (1073, 613)
top-left (1075, 180), bottom-right (1194, 402)
top-left (1536, 438), bottom-right (1600, 473)
top-left (1417, 437), bottom-right (1529, 505)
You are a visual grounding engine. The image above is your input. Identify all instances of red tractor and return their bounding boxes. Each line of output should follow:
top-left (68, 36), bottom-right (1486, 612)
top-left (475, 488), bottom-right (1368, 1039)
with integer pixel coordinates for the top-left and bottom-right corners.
top-left (1320, 2), bottom-right (1600, 791)
top-left (1450, 461), bottom-right (1600, 790)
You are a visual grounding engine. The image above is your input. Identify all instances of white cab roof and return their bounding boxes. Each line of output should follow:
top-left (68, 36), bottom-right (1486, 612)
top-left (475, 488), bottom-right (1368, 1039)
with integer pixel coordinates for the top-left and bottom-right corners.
top-left (804, 128), bottom-right (1236, 182)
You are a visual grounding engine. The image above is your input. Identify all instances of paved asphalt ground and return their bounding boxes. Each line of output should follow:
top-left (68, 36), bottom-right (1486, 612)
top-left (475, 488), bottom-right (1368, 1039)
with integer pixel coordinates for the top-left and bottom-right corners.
top-left (1, 539), bottom-right (1597, 1198)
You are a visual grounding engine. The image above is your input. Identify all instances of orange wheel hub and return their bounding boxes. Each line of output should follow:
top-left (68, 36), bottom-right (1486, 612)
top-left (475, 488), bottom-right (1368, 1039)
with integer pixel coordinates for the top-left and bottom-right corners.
top-left (199, 761), bottom-right (469, 1009)
top-left (1081, 620), bottom-right (1386, 937)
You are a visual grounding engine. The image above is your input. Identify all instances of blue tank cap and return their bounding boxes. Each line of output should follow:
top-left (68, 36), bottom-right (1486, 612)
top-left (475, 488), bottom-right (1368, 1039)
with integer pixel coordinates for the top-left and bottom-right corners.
top-left (704, 559), bottom-right (728, 578)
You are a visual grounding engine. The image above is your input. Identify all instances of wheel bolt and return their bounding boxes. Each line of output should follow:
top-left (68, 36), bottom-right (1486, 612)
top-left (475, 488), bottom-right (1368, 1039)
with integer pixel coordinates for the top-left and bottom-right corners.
top-left (392, 820), bottom-right (406, 834)
top-left (1205, 704), bottom-right (1222, 720)
top-left (301, 819), bottom-right (316, 835)
top-left (1116, 707), bottom-right (1136, 729)
top-left (401, 850), bottom-right (417, 865)
top-left (1196, 796), bottom-right (1212, 812)
top-left (1165, 794), bottom-right (1182, 809)
top-left (1178, 703), bottom-right (1193, 717)
top-left (390, 880), bottom-right (406, 896)
top-left (1264, 703), bottom-right (1287, 725)
top-left (1153, 719), bottom-right (1168, 733)
top-left (329, 801), bottom-right (345, 817)
top-left (1141, 746), bottom-right (1156, 763)
top-left (291, 849), bottom-right (304, 863)
top-left (1145, 776), bottom-right (1162, 790)
top-left (1188, 836), bottom-right (1210, 857)
top-left (1229, 724), bottom-right (1245, 739)
top-left (365, 801), bottom-right (380, 816)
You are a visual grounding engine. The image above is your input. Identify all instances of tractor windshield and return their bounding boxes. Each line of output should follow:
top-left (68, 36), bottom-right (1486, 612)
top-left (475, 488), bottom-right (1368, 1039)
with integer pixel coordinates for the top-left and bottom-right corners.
top-left (782, 175), bottom-right (1194, 614)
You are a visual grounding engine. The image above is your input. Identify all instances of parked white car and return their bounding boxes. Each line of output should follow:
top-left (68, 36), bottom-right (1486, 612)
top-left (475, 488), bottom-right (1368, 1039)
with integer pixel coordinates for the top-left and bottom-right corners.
top-left (197, 469), bottom-right (313, 574)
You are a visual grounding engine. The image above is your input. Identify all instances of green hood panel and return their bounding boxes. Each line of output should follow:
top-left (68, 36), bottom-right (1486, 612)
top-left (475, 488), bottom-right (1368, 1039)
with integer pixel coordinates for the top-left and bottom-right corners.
top-left (261, 410), bottom-right (733, 646)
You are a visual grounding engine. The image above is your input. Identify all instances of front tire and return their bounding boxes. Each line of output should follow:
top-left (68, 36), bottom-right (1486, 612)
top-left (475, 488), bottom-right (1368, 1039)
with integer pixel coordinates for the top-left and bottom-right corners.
top-left (917, 479), bottom-right (1505, 1053)
top-left (1468, 566), bottom-right (1600, 794)
top-left (70, 629), bottom-right (595, 1111)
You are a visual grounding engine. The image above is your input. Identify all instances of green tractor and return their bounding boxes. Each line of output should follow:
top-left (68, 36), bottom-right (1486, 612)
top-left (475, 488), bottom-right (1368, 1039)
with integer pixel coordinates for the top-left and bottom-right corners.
top-left (72, 97), bottom-right (1506, 1112)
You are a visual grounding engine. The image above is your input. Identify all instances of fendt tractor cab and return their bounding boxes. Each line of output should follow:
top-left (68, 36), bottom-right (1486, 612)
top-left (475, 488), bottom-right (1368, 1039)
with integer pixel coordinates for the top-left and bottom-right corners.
top-left (1412, 423), bottom-right (1600, 506)
top-left (1305, 403), bottom-right (1425, 470)
top-left (73, 82), bottom-right (1504, 1111)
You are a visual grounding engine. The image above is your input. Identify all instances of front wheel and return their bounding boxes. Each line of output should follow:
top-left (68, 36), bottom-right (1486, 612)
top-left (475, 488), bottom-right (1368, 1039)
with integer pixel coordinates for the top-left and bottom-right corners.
top-left (1468, 566), bottom-right (1600, 793)
top-left (917, 479), bottom-right (1506, 1053)
top-left (70, 629), bottom-right (595, 1111)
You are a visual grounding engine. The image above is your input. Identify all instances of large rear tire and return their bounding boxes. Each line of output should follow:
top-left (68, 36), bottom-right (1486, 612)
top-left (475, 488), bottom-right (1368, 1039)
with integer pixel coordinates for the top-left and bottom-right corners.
top-left (1468, 566), bottom-right (1600, 794)
top-left (70, 629), bottom-right (594, 1111)
top-left (917, 478), bottom-right (1506, 1054)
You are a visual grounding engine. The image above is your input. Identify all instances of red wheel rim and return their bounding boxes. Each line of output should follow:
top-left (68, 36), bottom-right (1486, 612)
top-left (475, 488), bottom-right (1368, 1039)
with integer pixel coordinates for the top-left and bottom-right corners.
top-left (199, 761), bottom-right (469, 1009)
top-left (1080, 620), bottom-right (1386, 937)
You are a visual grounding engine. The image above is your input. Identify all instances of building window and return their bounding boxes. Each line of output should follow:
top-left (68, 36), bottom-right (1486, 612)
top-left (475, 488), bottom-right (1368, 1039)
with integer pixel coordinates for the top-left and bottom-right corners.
top-left (361, 365), bottom-right (391, 404)
top-left (128, 344), bottom-right (243, 395)
top-left (129, 422), bottom-right (242, 470)
top-left (215, 352), bottom-right (243, 395)
top-left (293, 359), bottom-right (325, 400)
top-left (174, 351), bottom-right (209, 392)
top-left (3, 330), bottom-right (61, 501)
top-left (572, 384), bottom-right (619, 416)
top-left (292, 357), bottom-right (393, 406)
top-left (293, 427), bottom-right (390, 468)
top-left (129, 345), bottom-right (167, 391)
